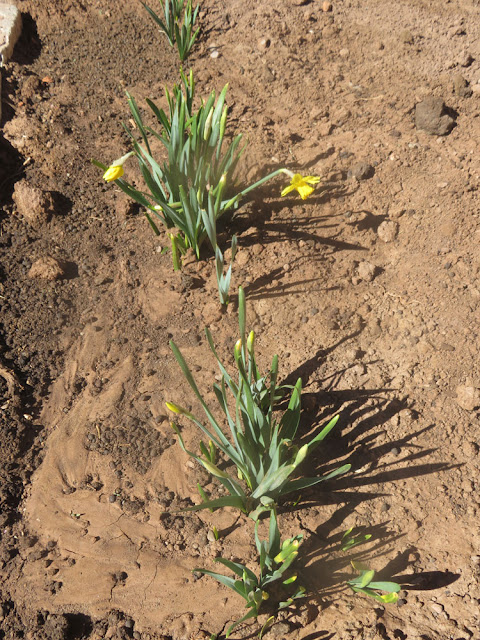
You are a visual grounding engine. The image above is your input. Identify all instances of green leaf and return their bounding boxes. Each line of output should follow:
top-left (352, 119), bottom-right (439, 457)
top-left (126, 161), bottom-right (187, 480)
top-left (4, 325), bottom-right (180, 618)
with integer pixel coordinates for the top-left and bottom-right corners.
top-left (214, 558), bottom-right (258, 584)
top-left (307, 415), bottom-right (340, 452)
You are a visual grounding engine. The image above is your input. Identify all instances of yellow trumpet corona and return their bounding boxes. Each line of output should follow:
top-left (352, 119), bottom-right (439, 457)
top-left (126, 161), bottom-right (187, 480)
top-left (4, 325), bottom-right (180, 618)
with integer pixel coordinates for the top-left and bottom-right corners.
top-left (103, 165), bottom-right (124, 182)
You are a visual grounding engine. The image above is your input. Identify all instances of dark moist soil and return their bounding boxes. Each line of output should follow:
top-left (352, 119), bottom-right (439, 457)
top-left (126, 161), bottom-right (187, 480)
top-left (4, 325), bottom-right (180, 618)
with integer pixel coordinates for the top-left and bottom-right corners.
top-left (1, 0), bottom-right (480, 639)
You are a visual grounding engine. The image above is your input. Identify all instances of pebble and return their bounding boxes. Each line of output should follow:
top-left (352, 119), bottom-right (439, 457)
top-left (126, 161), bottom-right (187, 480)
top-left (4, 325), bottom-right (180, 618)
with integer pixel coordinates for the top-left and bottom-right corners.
top-left (210, 50), bottom-right (220, 59)
top-left (357, 261), bottom-right (377, 282)
top-left (322, 1), bottom-right (333, 11)
top-left (257, 37), bottom-right (271, 50)
top-left (348, 162), bottom-right (375, 180)
top-left (458, 50), bottom-right (474, 67)
top-left (415, 97), bottom-right (455, 136)
top-left (377, 220), bottom-right (399, 243)
top-left (430, 602), bottom-right (444, 615)
top-left (207, 530), bottom-right (217, 542)
top-left (455, 385), bottom-right (480, 411)
top-left (452, 73), bottom-right (472, 97)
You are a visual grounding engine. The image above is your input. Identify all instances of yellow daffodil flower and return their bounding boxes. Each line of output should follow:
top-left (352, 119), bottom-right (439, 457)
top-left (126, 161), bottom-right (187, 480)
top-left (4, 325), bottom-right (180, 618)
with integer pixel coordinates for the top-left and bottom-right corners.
top-left (102, 151), bottom-right (134, 182)
top-left (281, 173), bottom-right (321, 200)
top-left (103, 165), bottom-right (124, 182)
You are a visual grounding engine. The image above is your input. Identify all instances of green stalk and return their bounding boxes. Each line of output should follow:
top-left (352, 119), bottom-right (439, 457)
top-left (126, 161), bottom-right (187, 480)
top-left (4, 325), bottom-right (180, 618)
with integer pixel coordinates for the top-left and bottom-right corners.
top-left (170, 234), bottom-right (181, 270)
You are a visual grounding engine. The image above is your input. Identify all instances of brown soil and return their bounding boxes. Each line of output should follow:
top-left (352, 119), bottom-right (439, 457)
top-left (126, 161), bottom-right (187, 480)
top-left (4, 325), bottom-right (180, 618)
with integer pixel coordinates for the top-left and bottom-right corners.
top-left (1, 0), bottom-right (480, 639)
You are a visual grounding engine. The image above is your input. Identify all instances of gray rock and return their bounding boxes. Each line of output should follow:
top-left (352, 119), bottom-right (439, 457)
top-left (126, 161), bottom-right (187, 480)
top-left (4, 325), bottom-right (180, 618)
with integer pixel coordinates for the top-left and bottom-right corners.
top-left (452, 73), bottom-right (472, 98)
top-left (348, 162), bottom-right (375, 181)
top-left (415, 97), bottom-right (455, 136)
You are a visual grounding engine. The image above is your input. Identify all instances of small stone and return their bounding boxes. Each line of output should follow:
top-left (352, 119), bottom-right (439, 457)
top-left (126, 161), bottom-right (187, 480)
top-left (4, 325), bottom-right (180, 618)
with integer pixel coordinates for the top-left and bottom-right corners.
top-left (400, 29), bottom-right (414, 44)
top-left (322, 1), bottom-right (333, 11)
top-left (210, 50), bottom-right (219, 59)
top-left (28, 256), bottom-right (65, 280)
top-left (13, 180), bottom-right (54, 228)
top-left (431, 602), bottom-right (444, 615)
top-left (458, 51), bottom-right (474, 67)
top-left (271, 622), bottom-right (290, 637)
top-left (347, 162), bottom-right (375, 181)
top-left (455, 385), bottom-right (480, 411)
top-left (452, 73), bottom-right (472, 97)
top-left (207, 530), bottom-right (217, 542)
top-left (339, 48), bottom-right (349, 58)
top-left (463, 441), bottom-right (479, 458)
top-left (415, 97), bottom-right (455, 136)
top-left (377, 220), bottom-right (399, 243)
top-left (257, 37), bottom-right (271, 50)
top-left (357, 261), bottom-right (378, 282)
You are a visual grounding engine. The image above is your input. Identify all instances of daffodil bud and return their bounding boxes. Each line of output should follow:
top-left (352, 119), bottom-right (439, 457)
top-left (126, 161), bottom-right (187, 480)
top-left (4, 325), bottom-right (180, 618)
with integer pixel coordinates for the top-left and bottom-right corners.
top-left (165, 401), bottom-right (193, 418)
top-left (203, 106), bottom-right (214, 141)
top-left (234, 338), bottom-right (242, 359)
top-left (294, 443), bottom-right (308, 467)
top-left (219, 105), bottom-right (228, 140)
top-left (165, 401), bottom-right (181, 414)
top-left (201, 458), bottom-right (230, 479)
top-left (261, 591), bottom-right (269, 600)
top-left (247, 331), bottom-right (255, 354)
top-left (102, 151), bottom-right (134, 182)
top-left (274, 540), bottom-right (299, 564)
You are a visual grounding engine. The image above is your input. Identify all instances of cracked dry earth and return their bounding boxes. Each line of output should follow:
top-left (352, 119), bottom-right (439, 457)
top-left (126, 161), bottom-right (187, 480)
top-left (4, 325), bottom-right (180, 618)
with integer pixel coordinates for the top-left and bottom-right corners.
top-left (1, 0), bottom-right (480, 639)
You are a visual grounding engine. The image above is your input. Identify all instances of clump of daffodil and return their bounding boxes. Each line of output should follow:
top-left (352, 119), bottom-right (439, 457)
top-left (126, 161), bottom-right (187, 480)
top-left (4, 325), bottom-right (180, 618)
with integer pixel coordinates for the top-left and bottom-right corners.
top-left (94, 71), bottom-right (324, 304)
top-left (102, 152), bottom-right (134, 183)
top-left (194, 509), bottom-right (306, 638)
top-left (166, 286), bottom-right (349, 520)
top-left (280, 170), bottom-right (321, 200)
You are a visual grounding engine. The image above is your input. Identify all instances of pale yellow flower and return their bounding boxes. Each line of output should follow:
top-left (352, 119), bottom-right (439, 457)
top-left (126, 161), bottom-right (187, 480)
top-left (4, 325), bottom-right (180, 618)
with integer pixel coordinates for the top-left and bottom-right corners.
top-left (103, 164), bottom-right (124, 182)
top-left (281, 173), bottom-right (321, 200)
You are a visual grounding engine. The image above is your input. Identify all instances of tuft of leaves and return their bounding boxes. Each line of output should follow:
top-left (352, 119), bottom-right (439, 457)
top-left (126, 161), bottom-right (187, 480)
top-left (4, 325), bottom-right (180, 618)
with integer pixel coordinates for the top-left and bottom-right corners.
top-left (167, 287), bottom-right (350, 519)
top-left (141, 0), bottom-right (200, 61)
top-left (195, 509), bottom-right (305, 638)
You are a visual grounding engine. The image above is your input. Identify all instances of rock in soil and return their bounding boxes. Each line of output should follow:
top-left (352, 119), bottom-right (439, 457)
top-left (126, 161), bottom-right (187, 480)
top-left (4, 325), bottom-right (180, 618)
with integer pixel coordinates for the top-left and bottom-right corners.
top-left (377, 220), bottom-right (399, 243)
top-left (452, 73), bottom-right (472, 98)
top-left (13, 180), bottom-right (54, 228)
top-left (357, 261), bottom-right (378, 282)
top-left (455, 385), bottom-right (480, 411)
top-left (28, 256), bottom-right (65, 280)
top-left (347, 162), bottom-right (375, 180)
top-left (415, 96), bottom-right (456, 135)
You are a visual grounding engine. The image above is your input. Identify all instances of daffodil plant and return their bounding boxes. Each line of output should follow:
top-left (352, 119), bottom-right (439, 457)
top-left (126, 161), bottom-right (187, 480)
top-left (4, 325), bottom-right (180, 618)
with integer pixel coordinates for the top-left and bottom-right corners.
top-left (195, 509), bottom-right (305, 638)
top-left (95, 71), bottom-right (322, 303)
top-left (141, 0), bottom-right (199, 61)
top-left (347, 561), bottom-right (401, 604)
top-left (166, 287), bottom-right (350, 519)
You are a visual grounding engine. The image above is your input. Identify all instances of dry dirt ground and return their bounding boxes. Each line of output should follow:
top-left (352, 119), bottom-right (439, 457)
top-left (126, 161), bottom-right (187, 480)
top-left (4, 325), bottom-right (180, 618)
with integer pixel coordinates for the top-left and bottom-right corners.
top-left (1, 0), bottom-right (480, 639)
